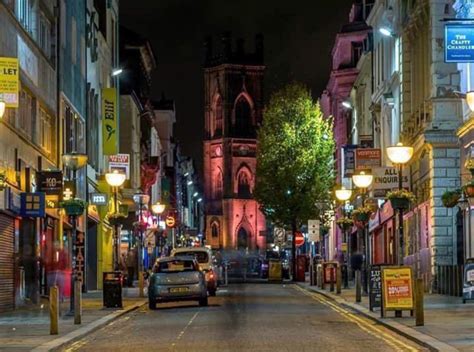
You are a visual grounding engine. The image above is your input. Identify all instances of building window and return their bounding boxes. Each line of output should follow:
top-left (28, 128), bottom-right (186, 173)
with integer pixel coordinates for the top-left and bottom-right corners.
top-left (214, 96), bottom-right (223, 137)
top-left (71, 17), bottom-right (77, 65)
top-left (211, 222), bottom-right (219, 238)
top-left (237, 170), bottom-right (251, 198)
top-left (64, 103), bottom-right (85, 154)
top-left (18, 89), bottom-right (36, 140)
top-left (213, 171), bottom-right (223, 199)
top-left (16, 0), bottom-right (34, 35)
top-left (234, 96), bottom-right (252, 136)
top-left (351, 42), bottom-right (363, 66)
top-left (38, 12), bottom-right (51, 58)
top-left (39, 108), bottom-right (52, 153)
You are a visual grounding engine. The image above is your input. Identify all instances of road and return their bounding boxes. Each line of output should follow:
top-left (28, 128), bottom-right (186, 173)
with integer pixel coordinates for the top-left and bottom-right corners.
top-left (62, 284), bottom-right (426, 352)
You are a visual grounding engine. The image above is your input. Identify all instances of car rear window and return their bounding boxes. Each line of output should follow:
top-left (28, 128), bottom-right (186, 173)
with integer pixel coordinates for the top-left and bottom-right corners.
top-left (174, 251), bottom-right (209, 263)
top-left (154, 259), bottom-right (197, 273)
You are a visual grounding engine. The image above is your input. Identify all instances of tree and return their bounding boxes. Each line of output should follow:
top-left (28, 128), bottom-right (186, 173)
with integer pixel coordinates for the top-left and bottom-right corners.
top-left (255, 83), bottom-right (335, 280)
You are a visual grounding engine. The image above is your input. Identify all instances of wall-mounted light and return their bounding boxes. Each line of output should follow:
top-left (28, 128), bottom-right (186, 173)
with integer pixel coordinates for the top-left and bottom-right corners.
top-left (379, 27), bottom-right (393, 37)
top-left (193, 192), bottom-right (198, 197)
top-left (187, 180), bottom-right (193, 186)
top-left (0, 100), bottom-right (5, 119)
top-left (111, 68), bottom-right (123, 76)
top-left (342, 100), bottom-right (352, 109)
top-left (197, 198), bottom-right (203, 203)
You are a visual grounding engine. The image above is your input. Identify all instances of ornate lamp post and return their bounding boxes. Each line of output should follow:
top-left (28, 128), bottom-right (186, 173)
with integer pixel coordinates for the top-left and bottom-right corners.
top-left (152, 201), bottom-right (166, 257)
top-left (105, 170), bottom-right (126, 271)
top-left (335, 186), bottom-right (352, 289)
top-left (352, 170), bottom-right (373, 296)
top-left (62, 152), bottom-right (88, 315)
top-left (133, 193), bottom-right (150, 297)
top-left (386, 142), bottom-right (414, 265)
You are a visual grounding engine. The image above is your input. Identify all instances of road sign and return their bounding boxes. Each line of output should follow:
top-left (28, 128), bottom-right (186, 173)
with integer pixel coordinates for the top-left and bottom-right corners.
top-left (294, 231), bottom-right (304, 247)
top-left (274, 227), bottom-right (285, 244)
top-left (308, 219), bottom-right (320, 242)
top-left (165, 215), bottom-right (176, 228)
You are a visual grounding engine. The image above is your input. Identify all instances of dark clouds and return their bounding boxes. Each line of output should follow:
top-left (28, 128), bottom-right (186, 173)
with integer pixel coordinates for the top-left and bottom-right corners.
top-left (120, 0), bottom-right (354, 171)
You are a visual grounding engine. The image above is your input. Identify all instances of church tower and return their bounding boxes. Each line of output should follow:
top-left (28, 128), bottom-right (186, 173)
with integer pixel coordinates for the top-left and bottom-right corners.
top-left (203, 33), bottom-right (266, 252)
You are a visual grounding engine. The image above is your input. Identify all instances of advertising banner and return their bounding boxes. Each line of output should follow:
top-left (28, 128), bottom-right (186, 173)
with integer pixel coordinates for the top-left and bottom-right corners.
top-left (445, 24), bottom-right (474, 63)
top-left (369, 265), bottom-right (382, 311)
top-left (355, 148), bottom-right (381, 169)
top-left (342, 145), bottom-right (357, 177)
top-left (102, 88), bottom-right (117, 155)
top-left (382, 266), bottom-right (414, 311)
top-left (0, 57), bottom-right (19, 107)
top-left (108, 154), bottom-right (130, 179)
top-left (372, 167), bottom-right (410, 198)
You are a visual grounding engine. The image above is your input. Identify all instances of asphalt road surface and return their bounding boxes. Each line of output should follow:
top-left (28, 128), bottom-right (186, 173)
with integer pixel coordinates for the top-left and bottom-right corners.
top-left (62, 284), bottom-right (426, 352)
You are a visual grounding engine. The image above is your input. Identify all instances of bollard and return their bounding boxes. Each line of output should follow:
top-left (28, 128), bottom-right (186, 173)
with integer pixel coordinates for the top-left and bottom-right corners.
top-left (224, 265), bottom-right (228, 286)
top-left (355, 270), bottom-right (361, 303)
top-left (415, 278), bottom-right (424, 326)
top-left (321, 267), bottom-right (326, 290)
top-left (139, 271), bottom-right (145, 298)
top-left (336, 265), bottom-right (342, 294)
top-left (50, 286), bottom-right (59, 335)
top-left (330, 267), bottom-right (335, 292)
top-left (74, 280), bottom-right (82, 325)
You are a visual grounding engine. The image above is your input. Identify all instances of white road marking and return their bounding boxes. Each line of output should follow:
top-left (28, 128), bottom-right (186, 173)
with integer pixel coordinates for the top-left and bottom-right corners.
top-left (170, 311), bottom-right (200, 350)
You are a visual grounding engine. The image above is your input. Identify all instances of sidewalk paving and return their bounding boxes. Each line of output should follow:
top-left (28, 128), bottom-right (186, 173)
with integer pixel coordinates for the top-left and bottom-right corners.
top-left (0, 287), bottom-right (146, 352)
top-left (298, 281), bottom-right (474, 352)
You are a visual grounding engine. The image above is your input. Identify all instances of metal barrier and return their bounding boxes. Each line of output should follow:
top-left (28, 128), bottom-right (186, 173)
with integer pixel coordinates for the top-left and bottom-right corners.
top-left (436, 265), bottom-right (463, 297)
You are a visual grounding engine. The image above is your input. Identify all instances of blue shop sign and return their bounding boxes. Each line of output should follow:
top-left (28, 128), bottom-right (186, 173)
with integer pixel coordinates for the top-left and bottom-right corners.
top-left (20, 192), bottom-right (46, 218)
top-left (445, 24), bottom-right (474, 63)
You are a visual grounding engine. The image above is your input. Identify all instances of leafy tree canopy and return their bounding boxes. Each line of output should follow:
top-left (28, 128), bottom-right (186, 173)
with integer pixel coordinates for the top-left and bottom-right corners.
top-left (255, 83), bottom-right (335, 228)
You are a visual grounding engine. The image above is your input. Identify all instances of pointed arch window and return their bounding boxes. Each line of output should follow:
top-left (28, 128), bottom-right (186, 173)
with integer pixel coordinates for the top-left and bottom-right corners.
top-left (211, 222), bottom-right (219, 238)
top-left (213, 170), bottom-right (223, 199)
top-left (214, 96), bottom-right (223, 136)
top-left (237, 170), bottom-right (251, 198)
top-left (235, 96), bottom-right (252, 136)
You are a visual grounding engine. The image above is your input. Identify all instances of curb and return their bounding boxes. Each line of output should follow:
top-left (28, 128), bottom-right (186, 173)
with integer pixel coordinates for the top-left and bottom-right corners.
top-left (30, 300), bottom-right (147, 352)
top-left (296, 283), bottom-right (459, 352)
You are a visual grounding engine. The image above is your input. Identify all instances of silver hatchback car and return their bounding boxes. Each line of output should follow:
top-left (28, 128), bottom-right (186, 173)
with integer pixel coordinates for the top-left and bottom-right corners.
top-left (148, 256), bottom-right (208, 309)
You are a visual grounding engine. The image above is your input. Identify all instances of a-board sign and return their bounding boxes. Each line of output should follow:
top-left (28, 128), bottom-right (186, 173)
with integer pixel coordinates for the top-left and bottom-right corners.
top-left (369, 265), bottom-right (382, 311)
top-left (382, 266), bottom-right (414, 311)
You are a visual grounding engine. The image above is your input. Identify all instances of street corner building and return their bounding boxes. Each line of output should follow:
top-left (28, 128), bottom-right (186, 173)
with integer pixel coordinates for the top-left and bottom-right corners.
top-left (322, 0), bottom-right (474, 295)
top-left (202, 33), bottom-right (266, 252)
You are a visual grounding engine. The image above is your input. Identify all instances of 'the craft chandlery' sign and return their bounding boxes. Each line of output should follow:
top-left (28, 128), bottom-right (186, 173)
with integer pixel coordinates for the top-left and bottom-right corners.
top-left (445, 24), bottom-right (474, 63)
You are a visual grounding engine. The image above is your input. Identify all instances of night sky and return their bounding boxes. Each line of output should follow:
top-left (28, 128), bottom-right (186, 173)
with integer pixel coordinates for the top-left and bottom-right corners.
top-left (119, 0), bottom-right (354, 172)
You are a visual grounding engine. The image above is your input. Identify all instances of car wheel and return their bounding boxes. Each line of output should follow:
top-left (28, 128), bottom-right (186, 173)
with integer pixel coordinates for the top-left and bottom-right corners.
top-left (148, 298), bottom-right (157, 310)
top-left (199, 296), bottom-right (208, 307)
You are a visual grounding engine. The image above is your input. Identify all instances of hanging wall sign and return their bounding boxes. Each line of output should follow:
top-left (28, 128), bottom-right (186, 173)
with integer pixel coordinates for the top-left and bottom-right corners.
top-left (445, 24), bottom-right (474, 63)
top-left (0, 57), bottom-right (19, 107)
top-left (102, 88), bottom-right (117, 155)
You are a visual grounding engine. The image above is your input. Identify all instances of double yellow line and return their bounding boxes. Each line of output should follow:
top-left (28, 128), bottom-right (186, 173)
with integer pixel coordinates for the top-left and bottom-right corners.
top-left (293, 285), bottom-right (420, 352)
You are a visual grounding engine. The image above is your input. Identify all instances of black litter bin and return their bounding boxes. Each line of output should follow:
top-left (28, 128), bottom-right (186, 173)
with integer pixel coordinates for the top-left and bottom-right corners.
top-left (103, 271), bottom-right (123, 308)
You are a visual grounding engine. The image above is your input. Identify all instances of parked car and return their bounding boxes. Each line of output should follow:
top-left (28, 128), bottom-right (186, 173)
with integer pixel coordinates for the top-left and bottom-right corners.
top-left (171, 247), bottom-right (218, 296)
top-left (148, 257), bottom-right (208, 309)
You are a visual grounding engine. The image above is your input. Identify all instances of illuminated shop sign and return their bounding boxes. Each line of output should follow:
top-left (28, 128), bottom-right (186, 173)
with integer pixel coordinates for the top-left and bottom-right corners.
top-left (445, 24), bottom-right (474, 62)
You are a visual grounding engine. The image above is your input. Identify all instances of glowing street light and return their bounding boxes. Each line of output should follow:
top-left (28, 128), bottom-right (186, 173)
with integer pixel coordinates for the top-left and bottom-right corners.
top-left (352, 170), bottom-right (373, 190)
top-left (111, 68), bottom-right (123, 76)
top-left (379, 26), bottom-right (393, 37)
top-left (152, 202), bottom-right (166, 215)
top-left (105, 170), bottom-right (126, 188)
top-left (387, 143), bottom-right (414, 165)
top-left (335, 186), bottom-right (352, 202)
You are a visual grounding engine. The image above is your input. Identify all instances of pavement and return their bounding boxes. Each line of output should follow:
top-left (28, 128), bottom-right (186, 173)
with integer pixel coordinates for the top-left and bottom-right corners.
top-left (55, 283), bottom-right (426, 352)
top-left (297, 281), bottom-right (474, 352)
top-left (0, 287), bottom-right (146, 352)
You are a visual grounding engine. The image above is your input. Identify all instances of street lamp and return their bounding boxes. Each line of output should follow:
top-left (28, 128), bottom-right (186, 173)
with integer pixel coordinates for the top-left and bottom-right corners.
top-left (152, 201), bottom-right (166, 216)
top-left (133, 193), bottom-right (150, 297)
top-left (62, 152), bottom-right (88, 316)
top-left (352, 170), bottom-right (373, 296)
top-left (386, 142), bottom-right (413, 266)
top-left (335, 186), bottom-right (353, 289)
top-left (106, 170), bottom-right (126, 271)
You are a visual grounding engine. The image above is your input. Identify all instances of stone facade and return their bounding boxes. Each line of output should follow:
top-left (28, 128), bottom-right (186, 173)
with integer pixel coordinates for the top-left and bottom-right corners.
top-left (203, 34), bottom-right (266, 251)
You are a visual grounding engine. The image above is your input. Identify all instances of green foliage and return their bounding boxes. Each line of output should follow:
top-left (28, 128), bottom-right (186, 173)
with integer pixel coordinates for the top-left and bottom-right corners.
top-left (441, 189), bottom-right (461, 208)
top-left (254, 83), bottom-right (335, 228)
top-left (352, 206), bottom-right (373, 217)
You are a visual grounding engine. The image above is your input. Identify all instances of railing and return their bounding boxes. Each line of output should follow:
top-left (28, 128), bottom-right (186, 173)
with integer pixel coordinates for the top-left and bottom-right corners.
top-left (435, 265), bottom-right (463, 297)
